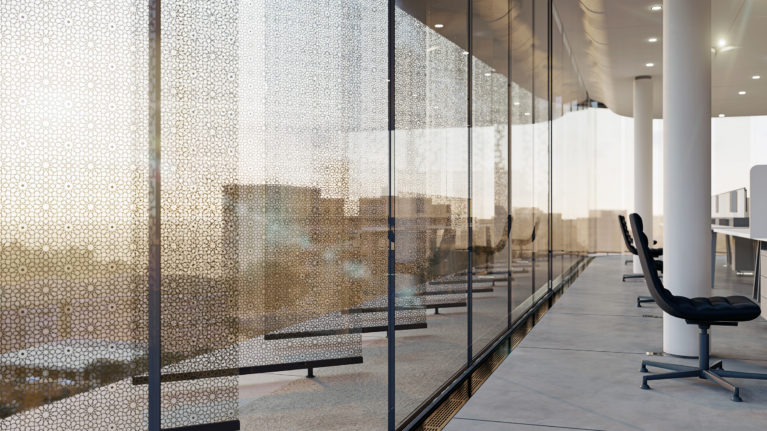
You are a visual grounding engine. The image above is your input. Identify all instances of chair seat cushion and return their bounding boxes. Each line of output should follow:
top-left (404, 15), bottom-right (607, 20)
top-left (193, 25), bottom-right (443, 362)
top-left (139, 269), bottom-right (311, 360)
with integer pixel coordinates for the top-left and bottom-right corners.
top-left (673, 295), bottom-right (761, 322)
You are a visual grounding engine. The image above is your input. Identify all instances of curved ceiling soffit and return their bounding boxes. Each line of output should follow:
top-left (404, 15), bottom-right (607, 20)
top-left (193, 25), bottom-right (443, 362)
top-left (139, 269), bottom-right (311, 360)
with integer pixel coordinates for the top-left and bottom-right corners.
top-left (555, 0), bottom-right (767, 118)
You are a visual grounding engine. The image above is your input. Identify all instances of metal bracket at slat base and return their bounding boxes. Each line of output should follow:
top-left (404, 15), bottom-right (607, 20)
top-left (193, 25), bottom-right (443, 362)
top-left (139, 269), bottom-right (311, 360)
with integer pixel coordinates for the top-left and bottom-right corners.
top-left (132, 356), bottom-right (363, 385)
top-left (163, 419), bottom-right (240, 431)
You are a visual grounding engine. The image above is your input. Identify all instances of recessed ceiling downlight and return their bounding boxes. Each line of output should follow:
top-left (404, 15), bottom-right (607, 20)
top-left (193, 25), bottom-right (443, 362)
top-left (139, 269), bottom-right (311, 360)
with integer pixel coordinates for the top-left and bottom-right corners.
top-left (434, 23), bottom-right (444, 29)
top-left (738, 91), bottom-right (747, 95)
top-left (650, 5), bottom-right (662, 11)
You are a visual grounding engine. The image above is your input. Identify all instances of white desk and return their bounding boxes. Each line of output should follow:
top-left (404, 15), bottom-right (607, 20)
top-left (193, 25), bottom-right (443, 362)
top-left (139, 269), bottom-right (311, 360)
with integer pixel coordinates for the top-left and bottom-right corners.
top-left (711, 226), bottom-right (753, 240)
top-left (711, 226), bottom-right (765, 318)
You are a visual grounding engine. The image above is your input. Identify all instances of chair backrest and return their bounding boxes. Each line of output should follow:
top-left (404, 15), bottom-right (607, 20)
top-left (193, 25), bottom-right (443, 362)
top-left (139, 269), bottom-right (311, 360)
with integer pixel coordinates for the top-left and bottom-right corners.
top-left (618, 215), bottom-right (637, 255)
top-left (629, 213), bottom-right (681, 318)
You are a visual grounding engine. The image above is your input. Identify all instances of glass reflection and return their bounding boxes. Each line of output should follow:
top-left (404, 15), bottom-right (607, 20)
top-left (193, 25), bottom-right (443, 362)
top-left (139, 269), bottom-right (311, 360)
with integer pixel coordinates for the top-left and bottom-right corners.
top-left (393, 0), bottom-right (469, 425)
top-left (0, 0), bottom-right (613, 429)
top-left (470, 0), bottom-right (511, 357)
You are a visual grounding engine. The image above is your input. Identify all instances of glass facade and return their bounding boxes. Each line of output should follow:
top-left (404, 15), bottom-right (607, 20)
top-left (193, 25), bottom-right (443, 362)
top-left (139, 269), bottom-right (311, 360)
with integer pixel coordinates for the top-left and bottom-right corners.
top-left (1, 1), bottom-right (628, 430)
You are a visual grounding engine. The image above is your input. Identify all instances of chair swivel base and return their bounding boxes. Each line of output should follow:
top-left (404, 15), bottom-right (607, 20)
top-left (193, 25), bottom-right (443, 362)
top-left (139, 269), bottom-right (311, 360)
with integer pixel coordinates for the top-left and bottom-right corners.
top-left (636, 295), bottom-right (655, 308)
top-left (639, 360), bottom-right (767, 402)
top-left (639, 324), bottom-right (767, 402)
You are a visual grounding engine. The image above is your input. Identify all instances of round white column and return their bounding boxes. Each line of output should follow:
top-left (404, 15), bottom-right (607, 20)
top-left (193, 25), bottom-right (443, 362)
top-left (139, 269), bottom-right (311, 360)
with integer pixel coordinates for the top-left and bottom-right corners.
top-left (633, 76), bottom-right (653, 275)
top-left (663, 0), bottom-right (712, 356)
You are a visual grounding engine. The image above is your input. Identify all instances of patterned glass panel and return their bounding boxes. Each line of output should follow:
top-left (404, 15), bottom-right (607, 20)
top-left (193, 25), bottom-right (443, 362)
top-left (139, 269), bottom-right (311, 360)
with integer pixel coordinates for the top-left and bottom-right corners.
top-left (532, 0), bottom-right (551, 298)
top-left (1, 1), bottom-right (148, 429)
top-left (158, 1), bottom-right (240, 428)
top-left (235, 1), bottom-right (393, 428)
top-left (510, 0), bottom-right (537, 319)
top-left (550, 3), bottom-right (589, 277)
top-left (393, 3), bottom-right (470, 425)
top-left (471, 0), bottom-right (511, 356)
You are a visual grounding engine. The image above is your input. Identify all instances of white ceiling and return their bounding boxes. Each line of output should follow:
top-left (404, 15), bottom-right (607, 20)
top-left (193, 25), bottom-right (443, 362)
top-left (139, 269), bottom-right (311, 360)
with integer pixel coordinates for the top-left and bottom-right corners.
top-left (555, 0), bottom-right (767, 118)
top-left (397, 0), bottom-right (766, 119)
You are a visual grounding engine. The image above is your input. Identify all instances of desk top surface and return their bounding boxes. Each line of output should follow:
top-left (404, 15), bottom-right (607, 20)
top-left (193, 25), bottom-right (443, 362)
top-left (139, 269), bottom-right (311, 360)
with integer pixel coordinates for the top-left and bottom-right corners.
top-left (712, 225), bottom-right (767, 241)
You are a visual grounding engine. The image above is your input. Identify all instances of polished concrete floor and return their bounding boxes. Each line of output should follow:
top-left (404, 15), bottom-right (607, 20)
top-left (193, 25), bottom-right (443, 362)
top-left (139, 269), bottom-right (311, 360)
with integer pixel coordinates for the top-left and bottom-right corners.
top-left (445, 255), bottom-right (767, 431)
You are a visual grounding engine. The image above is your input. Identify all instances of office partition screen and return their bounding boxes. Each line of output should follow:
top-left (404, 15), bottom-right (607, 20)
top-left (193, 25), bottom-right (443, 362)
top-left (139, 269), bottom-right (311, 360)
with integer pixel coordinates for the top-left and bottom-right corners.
top-left (1, 1), bottom-right (608, 430)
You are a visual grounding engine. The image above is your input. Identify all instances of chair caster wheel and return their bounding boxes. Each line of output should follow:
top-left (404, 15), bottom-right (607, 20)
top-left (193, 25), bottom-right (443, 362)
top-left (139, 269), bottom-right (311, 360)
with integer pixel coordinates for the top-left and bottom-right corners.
top-left (641, 380), bottom-right (651, 390)
top-left (640, 365), bottom-right (648, 373)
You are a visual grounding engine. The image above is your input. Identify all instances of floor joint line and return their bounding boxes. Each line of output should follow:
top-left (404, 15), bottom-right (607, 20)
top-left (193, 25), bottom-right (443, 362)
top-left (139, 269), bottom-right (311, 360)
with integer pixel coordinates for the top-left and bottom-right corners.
top-left (452, 417), bottom-right (605, 431)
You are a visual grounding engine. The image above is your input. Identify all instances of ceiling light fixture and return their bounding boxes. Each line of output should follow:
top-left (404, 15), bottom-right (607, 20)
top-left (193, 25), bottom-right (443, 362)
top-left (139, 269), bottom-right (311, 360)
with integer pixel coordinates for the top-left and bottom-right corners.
top-left (524, 112), bottom-right (531, 116)
top-left (650, 5), bottom-right (662, 11)
top-left (718, 38), bottom-right (727, 47)
top-left (753, 75), bottom-right (761, 80)
top-left (645, 62), bottom-right (654, 67)
top-left (718, 114), bottom-right (725, 118)
top-left (434, 23), bottom-right (444, 29)
top-left (739, 91), bottom-right (747, 95)
top-left (648, 37), bottom-right (658, 43)
top-left (462, 51), bottom-right (469, 55)
top-left (484, 72), bottom-right (491, 77)
top-left (513, 102), bottom-right (520, 106)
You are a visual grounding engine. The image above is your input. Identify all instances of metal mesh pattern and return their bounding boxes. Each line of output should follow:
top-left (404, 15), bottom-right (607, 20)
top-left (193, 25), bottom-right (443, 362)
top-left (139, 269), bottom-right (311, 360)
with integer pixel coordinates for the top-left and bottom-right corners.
top-left (159, 1), bottom-right (240, 428)
top-left (234, 0), bottom-right (390, 363)
top-left (0, 1), bottom-right (148, 429)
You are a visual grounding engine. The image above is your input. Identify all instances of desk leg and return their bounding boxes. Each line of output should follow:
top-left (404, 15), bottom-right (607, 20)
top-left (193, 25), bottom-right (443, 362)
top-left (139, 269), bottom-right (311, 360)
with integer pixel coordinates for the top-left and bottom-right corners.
top-left (753, 240), bottom-right (761, 301)
top-left (711, 231), bottom-right (716, 290)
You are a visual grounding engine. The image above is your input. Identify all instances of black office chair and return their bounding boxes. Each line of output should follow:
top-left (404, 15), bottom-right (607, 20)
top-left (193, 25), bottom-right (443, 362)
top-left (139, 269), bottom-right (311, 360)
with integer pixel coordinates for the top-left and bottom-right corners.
top-left (630, 213), bottom-right (767, 402)
top-left (618, 214), bottom-right (662, 307)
